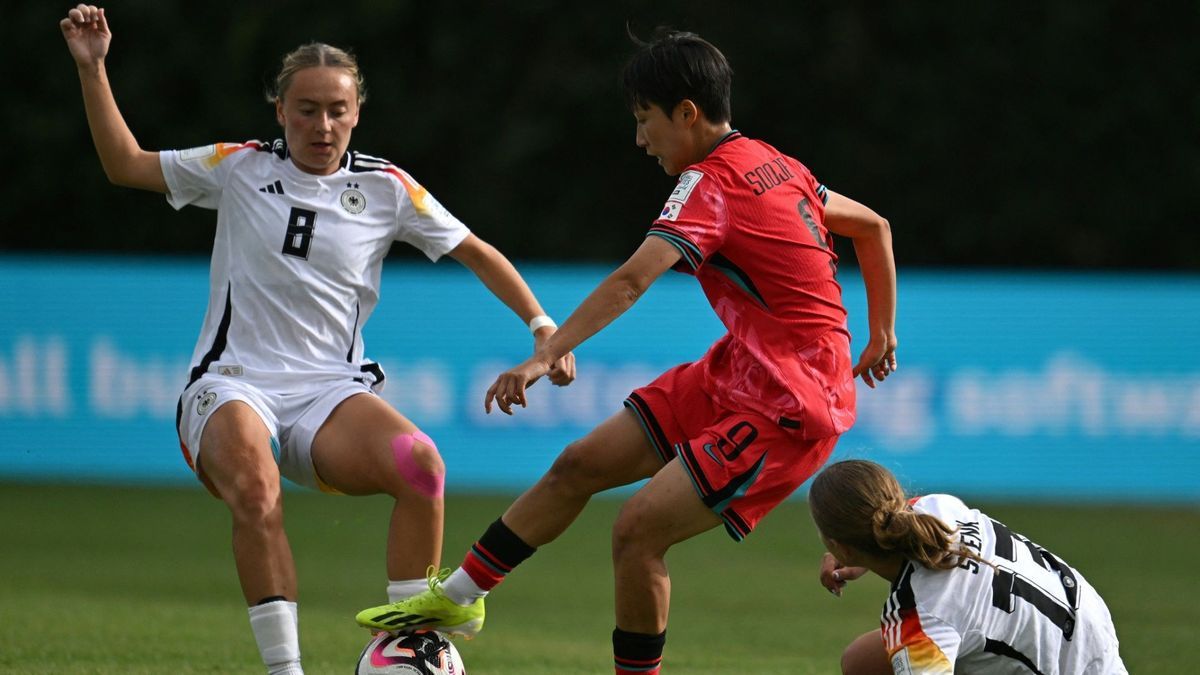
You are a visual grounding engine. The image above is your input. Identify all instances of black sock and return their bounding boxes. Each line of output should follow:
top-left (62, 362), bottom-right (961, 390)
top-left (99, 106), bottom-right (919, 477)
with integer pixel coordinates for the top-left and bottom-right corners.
top-left (460, 518), bottom-right (537, 590)
top-left (613, 627), bottom-right (666, 674)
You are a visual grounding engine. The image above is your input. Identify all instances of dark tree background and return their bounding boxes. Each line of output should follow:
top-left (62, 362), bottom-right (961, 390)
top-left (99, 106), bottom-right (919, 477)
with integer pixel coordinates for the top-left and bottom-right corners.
top-left (5, 1), bottom-right (1197, 269)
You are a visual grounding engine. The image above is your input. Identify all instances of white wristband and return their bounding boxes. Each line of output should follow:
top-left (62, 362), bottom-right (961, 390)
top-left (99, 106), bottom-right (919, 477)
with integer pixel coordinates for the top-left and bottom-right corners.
top-left (528, 314), bottom-right (557, 333)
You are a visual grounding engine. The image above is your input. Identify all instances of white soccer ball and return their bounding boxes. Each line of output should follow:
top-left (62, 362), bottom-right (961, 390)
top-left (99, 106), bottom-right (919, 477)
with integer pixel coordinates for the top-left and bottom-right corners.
top-left (355, 630), bottom-right (466, 675)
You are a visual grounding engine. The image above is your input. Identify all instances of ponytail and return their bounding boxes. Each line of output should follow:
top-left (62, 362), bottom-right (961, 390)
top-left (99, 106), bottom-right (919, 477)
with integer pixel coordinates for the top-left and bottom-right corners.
top-left (810, 460), bottom-right (983, 571)
top-left (870, 503), bottom-right (962, 571)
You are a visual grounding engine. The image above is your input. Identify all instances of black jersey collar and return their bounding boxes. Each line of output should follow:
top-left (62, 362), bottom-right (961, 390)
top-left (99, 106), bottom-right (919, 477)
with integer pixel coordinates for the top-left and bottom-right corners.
top-left (707, 129), bottom-right (742, 155)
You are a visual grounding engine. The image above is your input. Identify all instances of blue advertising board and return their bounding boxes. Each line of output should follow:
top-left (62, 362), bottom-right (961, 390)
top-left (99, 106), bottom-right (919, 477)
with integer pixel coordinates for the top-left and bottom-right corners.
top-left (1, 255), bottom-right (1197, 501)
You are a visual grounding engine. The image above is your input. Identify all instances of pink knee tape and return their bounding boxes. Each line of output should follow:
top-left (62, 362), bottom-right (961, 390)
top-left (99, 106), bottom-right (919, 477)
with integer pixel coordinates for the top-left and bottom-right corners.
top-left (391, 431), bottom-right (444, 499)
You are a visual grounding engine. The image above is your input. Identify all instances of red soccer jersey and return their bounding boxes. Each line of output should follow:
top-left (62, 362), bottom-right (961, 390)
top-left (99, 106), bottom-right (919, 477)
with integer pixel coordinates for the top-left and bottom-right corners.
top-left (647, 132), bottom-right (855, 438)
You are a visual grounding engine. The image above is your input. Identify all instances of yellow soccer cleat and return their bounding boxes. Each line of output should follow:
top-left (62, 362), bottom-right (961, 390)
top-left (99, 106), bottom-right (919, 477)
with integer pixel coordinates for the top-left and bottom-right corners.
top-left (356, 567), bottom-right (485, 639)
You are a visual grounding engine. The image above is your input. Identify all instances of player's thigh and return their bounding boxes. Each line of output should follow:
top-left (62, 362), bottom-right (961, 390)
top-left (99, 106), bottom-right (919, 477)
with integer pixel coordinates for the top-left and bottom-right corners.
top-left (197, 400), bottom-right (279, 498)
top-left (549, 408), bottom-right (664, 491)
top-left (309, 392), bottom-right (422, 495)
top-left (612, 458), bottom-right (723, 554)
top-left (841, 630), bottom-right (891, 675)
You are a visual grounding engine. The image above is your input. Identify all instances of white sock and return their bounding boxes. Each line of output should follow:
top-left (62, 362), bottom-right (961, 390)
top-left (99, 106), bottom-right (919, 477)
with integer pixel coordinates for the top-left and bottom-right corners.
top-left (387, 578), bottom-right (428, 603)
top-left (248, 600), bottom-right (303, 675)
top-left (441, 567), bottom-right (487, 606)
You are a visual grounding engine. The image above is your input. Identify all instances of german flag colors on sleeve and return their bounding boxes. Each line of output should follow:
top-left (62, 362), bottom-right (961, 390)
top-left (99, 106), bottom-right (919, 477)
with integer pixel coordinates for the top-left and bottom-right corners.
top-left (882, 564), bottom-right (958, 674)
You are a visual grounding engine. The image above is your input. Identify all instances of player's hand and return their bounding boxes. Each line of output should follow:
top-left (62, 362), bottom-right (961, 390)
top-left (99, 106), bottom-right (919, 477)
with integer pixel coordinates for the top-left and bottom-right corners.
top-left (484, 356), bottom-right (552, 415)
top-left (547, 352), bottom-right (576, 386)
top-left (533, 328), bottom-right (576, 387)
top-left (61, 5), bottom-right (112, 69)
top-left (819, 551), bottom-right (869, 597)
top-left (852, 331), bottom-right (898, 388)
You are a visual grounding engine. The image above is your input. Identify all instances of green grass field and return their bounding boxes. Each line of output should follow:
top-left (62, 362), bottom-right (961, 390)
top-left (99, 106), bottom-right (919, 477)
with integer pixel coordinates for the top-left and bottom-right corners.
top-left (0, 483), bottom-right (1195, 674)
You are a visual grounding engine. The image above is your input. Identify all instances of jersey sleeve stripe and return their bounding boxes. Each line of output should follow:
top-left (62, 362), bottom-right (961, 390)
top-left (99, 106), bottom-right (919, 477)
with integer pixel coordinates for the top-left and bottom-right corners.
top-left (895, 630), bottom-right (955, 674)
top-left (201, 142), bottom-right (259, 169)
top-left (883, 564), bottom-right (955, 672)
top-left (349, 152), bottom-right (432, 213)
top-left (817, 184), bottom-right (829, 204)
top-left (647, 228), bottom-right (703, 270)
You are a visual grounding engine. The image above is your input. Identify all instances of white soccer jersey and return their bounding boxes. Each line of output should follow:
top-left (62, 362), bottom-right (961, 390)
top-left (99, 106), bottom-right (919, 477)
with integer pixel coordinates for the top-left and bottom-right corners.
top-left (161, 140), bottom-right (470, 392)
top-left (881, 494), bottom-right (1126, 675)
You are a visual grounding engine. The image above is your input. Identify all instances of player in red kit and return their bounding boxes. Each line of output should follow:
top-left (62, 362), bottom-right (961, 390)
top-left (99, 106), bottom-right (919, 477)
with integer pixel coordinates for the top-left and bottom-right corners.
top-left (358, 29), bottom-right (898, 674)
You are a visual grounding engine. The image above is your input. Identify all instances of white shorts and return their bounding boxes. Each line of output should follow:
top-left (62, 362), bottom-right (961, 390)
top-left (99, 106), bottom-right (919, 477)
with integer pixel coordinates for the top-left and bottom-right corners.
top-left (176, 375), bottom-right (376, 492)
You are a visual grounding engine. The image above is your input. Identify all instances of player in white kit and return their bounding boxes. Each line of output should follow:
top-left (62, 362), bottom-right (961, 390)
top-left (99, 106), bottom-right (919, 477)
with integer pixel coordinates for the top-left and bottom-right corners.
top-left (809, 460), bottom-right (1127, 675)
top-left (61, 5), bottom-right (574, 674)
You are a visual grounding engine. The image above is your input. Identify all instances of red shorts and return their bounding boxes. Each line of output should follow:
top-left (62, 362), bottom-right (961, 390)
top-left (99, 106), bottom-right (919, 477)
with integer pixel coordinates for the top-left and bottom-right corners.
top-left (625, 362), bottom-right (839, 541)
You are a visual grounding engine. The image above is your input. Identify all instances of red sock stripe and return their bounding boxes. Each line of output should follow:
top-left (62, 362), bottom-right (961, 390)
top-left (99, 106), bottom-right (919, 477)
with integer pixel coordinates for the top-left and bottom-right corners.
top-left (471, 542), bottom-right (512, 572)
top-left (615, 657), bottom-right (662, 675)
top-left (615, 656), bottom-right (662, 667)
top-left (461, 548), bottom-right (507, 590)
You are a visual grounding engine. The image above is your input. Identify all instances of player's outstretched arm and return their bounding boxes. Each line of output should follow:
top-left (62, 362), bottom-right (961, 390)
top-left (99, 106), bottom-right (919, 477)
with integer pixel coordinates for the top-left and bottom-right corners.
top-left (61, 5), bottom-right (166, 193)
top-left (824, 191), bottom-right (897, 387)
top-left (484, 236), bottom-right (681, 415)
top-left (448, 233), bottom-right (576, 385)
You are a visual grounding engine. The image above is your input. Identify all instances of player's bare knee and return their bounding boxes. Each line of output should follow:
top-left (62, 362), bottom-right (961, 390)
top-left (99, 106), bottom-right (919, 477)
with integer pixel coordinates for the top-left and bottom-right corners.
top-left (225, 473), bottom-right (283, 525)
top-left (611, 500), bottom-right (655, 562)
top-left (610, 519), bottom-right (642, 565)
top-left (544, 439), bottom-right (604, 495)
top-left (407, 438), bottom-right (445, 476)
top-left (390, 431), bottom-right (445, 500)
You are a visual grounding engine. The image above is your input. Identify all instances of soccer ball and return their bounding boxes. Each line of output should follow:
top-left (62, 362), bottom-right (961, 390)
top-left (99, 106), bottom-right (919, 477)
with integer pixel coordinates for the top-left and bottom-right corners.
top-left (355, 630), bottom-right (466, 675)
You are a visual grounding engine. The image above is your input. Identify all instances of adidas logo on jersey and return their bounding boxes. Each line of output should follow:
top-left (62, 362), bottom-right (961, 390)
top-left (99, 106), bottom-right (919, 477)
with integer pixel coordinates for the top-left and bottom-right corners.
top-left (259, 180), bottom-right (285, 195)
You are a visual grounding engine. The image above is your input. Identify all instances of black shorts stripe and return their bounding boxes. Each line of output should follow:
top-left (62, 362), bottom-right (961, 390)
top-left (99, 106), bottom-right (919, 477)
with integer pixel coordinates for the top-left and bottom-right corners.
top-left (624, 394), bottom-right (673, 462)
top-left (188, 282), bottom-right (233, 386)
top-left (721, 509), bottom-right (752, 540)
top-left (983, 639), bottom-right (1047, 675)
top-left (677, 441), bottom-right (715, 496)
